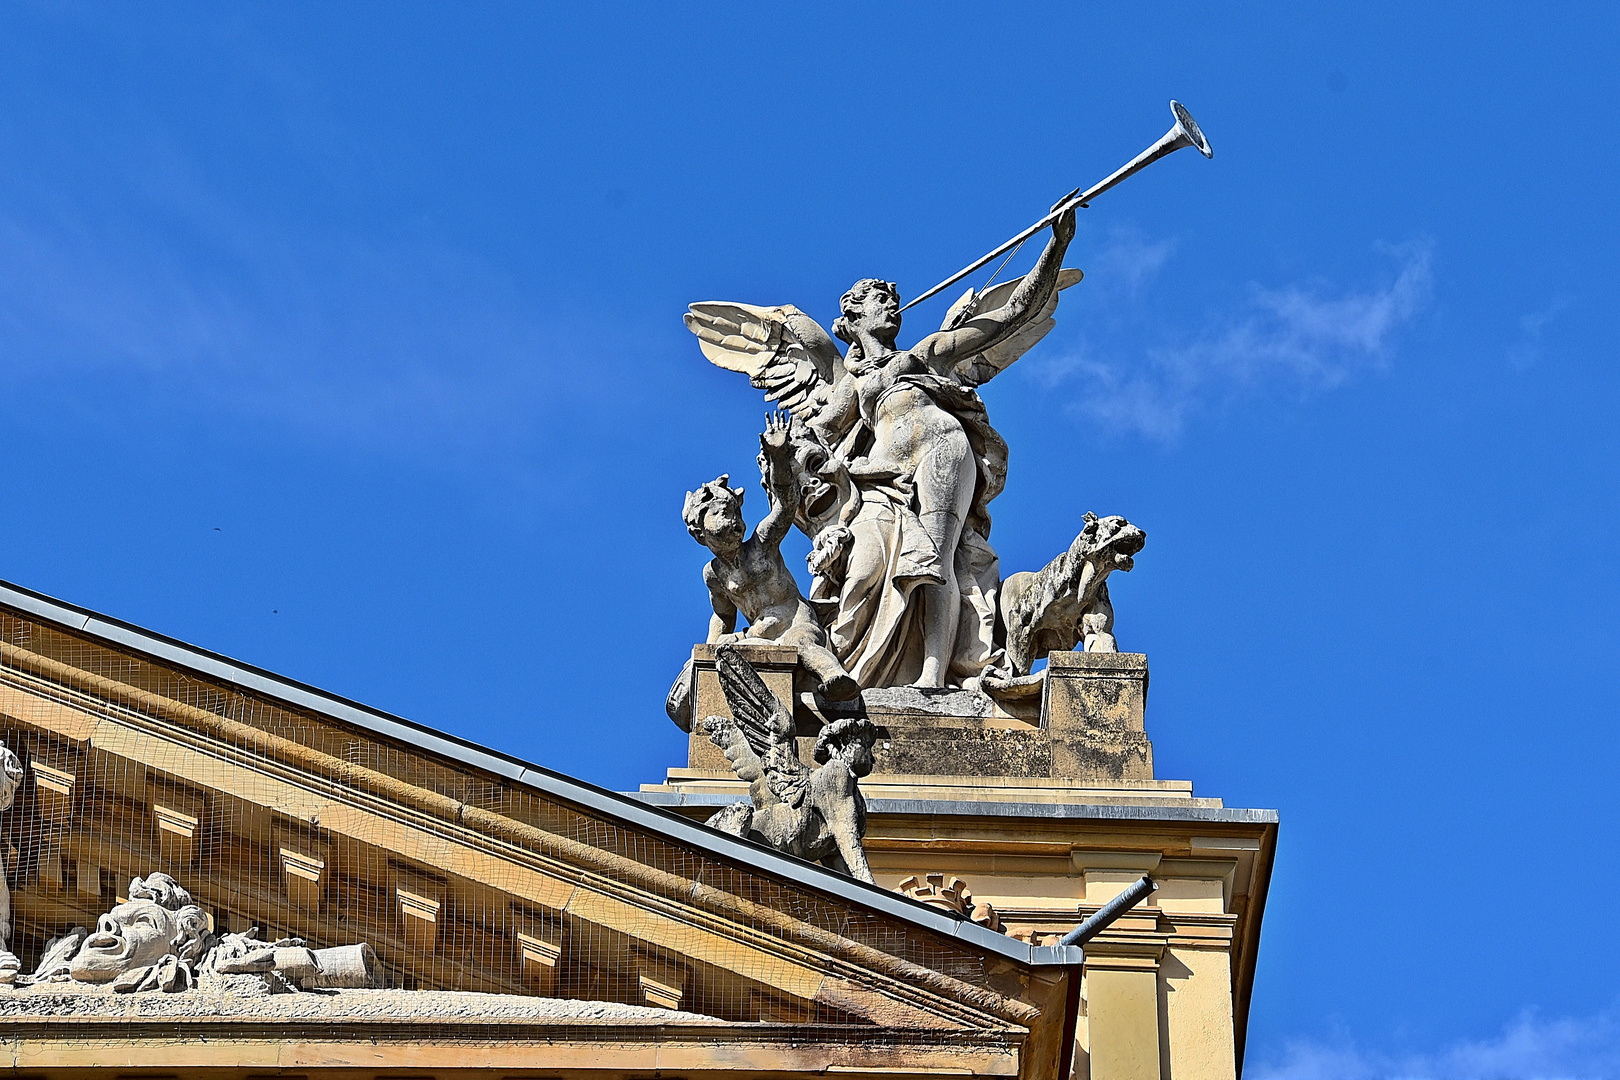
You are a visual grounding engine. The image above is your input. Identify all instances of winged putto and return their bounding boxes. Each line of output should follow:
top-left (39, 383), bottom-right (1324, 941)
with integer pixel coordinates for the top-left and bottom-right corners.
top-left (701, 645), bottom-right (878, 883)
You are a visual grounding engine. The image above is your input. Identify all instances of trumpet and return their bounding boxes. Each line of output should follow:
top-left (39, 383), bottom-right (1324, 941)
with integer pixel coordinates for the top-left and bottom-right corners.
top-left (899, 100), bottom-right (1214, 313)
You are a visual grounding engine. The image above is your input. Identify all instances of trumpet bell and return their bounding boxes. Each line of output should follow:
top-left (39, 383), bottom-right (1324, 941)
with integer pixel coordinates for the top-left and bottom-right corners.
top-left (898, 98), bottom-right (1215, 312)
top-left (1170, 100), bottom-right (1214, 159)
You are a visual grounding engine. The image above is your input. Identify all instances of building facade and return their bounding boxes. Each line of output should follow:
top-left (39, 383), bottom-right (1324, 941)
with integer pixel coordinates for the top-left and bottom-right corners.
top-left (0, 581), bottom-right (1273, 1078)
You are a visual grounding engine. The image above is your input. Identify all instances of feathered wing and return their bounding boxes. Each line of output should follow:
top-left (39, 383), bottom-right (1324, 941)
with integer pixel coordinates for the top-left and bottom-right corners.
top-left (685, 302), bottom-right (843, 416)
top-left (711, 644), bottom-right (810, 806)
top-left (943, 268), bottom-right (1084, 387)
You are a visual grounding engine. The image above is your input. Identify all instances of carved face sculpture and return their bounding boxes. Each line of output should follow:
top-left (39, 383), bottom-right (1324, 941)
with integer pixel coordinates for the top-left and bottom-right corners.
top-left (814, 718), bottom-right (878, 778)
top-left (684, 476), bottom-right (747, 555)
top-left (846, 737), bottom-right (876, 778)
top-left (840, 279), bottom-right (901, 344)
top-left (68, 873), bottom-right (207, 984)
top-left (69, 899), bottom-right (181, 982)
top-left (786, 437), bottom-right (851, 532)
top-left (0, 744), bottom-right (21, 813)
top-left (699, 498), bottom-right (745, 553)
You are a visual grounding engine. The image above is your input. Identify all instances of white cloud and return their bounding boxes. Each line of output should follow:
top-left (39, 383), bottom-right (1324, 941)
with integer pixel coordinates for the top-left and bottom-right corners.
top-left (1252, 1004), bottom-right (1620, 1080)
top-left (1507, 295), bottom-right (1574, 370)
top-left (0, 202), bottom-right (590, 456)
top-left (1084, 226), bottom-right (1176, 299)
top-left (1028, 239), bottom-right (1433, 441)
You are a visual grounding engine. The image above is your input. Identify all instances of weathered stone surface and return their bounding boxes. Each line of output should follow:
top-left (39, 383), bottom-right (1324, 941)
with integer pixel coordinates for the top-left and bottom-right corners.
top-left (681, 411), bottom-right (858, 703)
top-left (0, 980), bottom-right (712, 1022)
top-left (683, 209), bottom-right (1086, 692)
top-left (682, 642), bottom-right (798, 772)
top-left (998, 513), bottom-right (1146, 676)
top-left (869, 717), bottom-right (1053, 779)
top-left (700, 646), bottom-right (877, 882)
top-left (0, 739), bottom-right (21, 983)
top-left (1043, 651), bottom-right (1152, 781)
top-left (701, 648), bottom-right (1155, 784)
top-left (36, 871), bottom-right (379, 995)
top-left (860, 685), bottom-right (999, 718)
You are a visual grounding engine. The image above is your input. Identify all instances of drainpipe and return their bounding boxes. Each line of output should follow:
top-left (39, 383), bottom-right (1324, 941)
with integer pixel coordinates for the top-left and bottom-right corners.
top-left (1060, 875), bottom-right (1159, 947)
top-left (1051, 876), bottom-right (1159, 1080)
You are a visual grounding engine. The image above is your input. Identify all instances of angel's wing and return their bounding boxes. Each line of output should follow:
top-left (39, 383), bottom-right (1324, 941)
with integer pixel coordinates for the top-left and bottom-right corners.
top-left (713, 644), bottom-right (810, 804)
top-left (685, 303), bottom-right (843, 414)
top-left (703, 714), bottom-right (766, 786)
top-left (941, 268), bottom-right (1084, 388)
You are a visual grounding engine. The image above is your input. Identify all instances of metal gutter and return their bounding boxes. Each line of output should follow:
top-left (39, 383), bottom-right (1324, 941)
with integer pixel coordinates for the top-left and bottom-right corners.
top-left (0, 579), bottom-right (1081, 968)
top-left (636, 789), bottom-right (1280, 826)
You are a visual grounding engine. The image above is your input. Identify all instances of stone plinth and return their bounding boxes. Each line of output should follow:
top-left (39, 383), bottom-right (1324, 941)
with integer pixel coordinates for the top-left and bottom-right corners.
top-left (853, 651), bottom-right (1152, 783)
top-left (682, 643), bottom-right (798, 772)
top-left (1043, 651), bottom-right (1152, 781)
top-left (681, 646), bottom-right (1152, 784)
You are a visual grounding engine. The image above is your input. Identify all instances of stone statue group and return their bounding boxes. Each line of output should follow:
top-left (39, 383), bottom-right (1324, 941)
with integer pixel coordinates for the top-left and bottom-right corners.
top-left (672, 206), bottom-right (1147, 883)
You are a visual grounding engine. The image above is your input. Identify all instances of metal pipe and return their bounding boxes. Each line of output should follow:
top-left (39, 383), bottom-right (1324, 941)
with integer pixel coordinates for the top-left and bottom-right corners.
top-left (1058, 875), bottom-right (1158, 947)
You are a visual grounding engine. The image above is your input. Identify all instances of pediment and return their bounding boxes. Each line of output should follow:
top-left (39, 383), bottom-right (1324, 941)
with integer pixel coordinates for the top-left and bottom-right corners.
top-left (0, 587), bottom-right (1079, 1076)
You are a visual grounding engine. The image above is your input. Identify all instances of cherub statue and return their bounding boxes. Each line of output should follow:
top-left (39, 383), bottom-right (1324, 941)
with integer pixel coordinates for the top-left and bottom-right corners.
top-left (0, 741), bottom-right (24, 984)
top-left (702, 645), bottom-right (878, 882)
top-left (683, 410), bottom-right (859, 702)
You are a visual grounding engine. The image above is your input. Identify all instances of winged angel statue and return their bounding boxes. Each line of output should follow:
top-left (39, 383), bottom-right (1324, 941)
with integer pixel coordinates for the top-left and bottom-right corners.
top-left (702, 645), bottom-right (879, 882)
top-left (685, 205), bottom-right (1082, 690)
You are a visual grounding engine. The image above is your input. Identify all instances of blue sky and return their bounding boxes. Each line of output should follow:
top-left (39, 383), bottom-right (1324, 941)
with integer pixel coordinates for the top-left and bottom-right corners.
top-left (1, 4), bottom-right (1615, 1076)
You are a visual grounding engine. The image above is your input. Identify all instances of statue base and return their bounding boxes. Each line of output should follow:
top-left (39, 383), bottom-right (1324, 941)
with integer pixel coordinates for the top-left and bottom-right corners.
top-left (675, 644), bottom-right (1152, 784)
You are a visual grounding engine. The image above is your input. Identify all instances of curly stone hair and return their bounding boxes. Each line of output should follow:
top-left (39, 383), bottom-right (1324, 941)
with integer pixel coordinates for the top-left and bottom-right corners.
top-left (812, 716), bottom-right (878, 765)
top-left (681, 474), bottom-right (745, 541)
top-left (128, 873), bottom-right (211, 962)
top-left (830, 279), bottom-right (900, 366)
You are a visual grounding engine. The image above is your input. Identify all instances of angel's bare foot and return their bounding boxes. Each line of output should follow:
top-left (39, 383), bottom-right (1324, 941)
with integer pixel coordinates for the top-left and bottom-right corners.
top-left (0, 950), bottom-right (20, 984)
top-left (817, 674), bottom-right (861, 702)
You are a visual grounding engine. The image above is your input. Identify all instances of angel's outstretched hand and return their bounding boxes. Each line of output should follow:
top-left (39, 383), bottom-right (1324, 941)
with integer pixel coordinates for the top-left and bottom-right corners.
top-left (1052, 202), bottom-right (1077, 245)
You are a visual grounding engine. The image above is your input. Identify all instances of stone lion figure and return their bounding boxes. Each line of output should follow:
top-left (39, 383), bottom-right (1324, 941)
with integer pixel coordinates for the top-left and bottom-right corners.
top-left (997, 512), bottom-right (1147, 677)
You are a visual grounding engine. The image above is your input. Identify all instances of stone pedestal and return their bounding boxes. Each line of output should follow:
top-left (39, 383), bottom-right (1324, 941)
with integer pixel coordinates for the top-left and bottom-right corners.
top-left (681, 645), bottom-right (1153, 784)
top-left (647, 643), bottom-right (1264, 1080)
top-left (682, 643), bottom-right (798, 773)
top-left (1043, 651), bottom-right (1152, 781)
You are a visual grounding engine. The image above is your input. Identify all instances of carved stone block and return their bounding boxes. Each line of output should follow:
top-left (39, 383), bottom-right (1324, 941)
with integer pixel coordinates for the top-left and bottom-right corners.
top-left (685, 643), bottom-right (797, 772)
top-left (279, 847), bottom-right (326, 911)
top-left (639, 970), bottom-right (684, 1010)
top-left (152, 803), bottom-right (199, 866)
top-left (516, 929), bottom-right (563, 995)
top-left (29, 762), bottom-right (75, 826)
top-left (1042, 651), bottom-right (1152, 781)
top-left (396, 887), bottom-right (441, 952)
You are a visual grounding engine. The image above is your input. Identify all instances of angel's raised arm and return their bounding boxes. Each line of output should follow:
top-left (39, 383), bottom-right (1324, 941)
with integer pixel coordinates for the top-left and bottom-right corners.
top-left (911, 205), bottom-right (1077, 374)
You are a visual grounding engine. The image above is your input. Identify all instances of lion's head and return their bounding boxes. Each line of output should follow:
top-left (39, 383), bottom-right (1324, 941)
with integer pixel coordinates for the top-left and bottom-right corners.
top-left (1075, 512), bottom-right (1146, 572)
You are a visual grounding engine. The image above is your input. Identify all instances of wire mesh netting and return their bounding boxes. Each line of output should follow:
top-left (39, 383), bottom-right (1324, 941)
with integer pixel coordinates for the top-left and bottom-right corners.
top-left (0, 611), bottom-right (1012, 1037)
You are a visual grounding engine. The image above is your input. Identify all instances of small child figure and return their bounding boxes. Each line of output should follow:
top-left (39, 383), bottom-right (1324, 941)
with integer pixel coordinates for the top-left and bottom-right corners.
top-left (683, 412), bottom-right (860, 702)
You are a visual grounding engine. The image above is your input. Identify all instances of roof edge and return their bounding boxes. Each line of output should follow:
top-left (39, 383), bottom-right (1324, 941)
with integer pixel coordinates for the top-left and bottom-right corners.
top-left (634, 790), bottom-right (1279, 825)
top-left (0, 579), bottom-right (1078, 968)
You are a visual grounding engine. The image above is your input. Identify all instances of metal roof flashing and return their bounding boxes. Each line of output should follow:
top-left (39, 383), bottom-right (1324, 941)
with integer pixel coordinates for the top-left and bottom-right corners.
top-left (0, 579), bottom-right (1075, 969)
